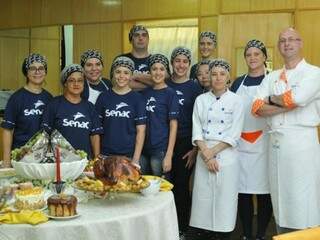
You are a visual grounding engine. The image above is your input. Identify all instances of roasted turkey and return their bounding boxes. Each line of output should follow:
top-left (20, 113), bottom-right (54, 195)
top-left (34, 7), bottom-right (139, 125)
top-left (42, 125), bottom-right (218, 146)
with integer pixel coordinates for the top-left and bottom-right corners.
top-left (93, 155), bottom-right (140, 185)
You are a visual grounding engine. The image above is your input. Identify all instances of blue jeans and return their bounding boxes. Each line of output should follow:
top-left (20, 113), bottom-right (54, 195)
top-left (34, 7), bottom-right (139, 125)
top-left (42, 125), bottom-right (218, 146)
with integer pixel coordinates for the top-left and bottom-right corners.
top-left (140, 151), bottom-right (166, 177)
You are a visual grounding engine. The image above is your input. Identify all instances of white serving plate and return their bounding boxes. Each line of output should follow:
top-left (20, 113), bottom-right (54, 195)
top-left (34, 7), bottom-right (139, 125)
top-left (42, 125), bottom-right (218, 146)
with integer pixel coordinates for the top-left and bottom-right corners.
top-left (44, 210), bottom-right (80, 220)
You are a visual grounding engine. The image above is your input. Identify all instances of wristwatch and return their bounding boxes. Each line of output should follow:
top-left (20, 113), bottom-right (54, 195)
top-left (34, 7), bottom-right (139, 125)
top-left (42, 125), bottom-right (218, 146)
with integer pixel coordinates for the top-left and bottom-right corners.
top-left (269, 95), bottom-right (282, 107)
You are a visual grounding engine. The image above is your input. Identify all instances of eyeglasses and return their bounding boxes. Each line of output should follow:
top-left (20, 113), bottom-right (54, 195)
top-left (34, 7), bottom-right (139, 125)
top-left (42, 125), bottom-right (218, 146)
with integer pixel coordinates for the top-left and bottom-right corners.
top-left (278, 38), bottom-right (301, 44)
top-left (29, 66), bottom-right (45, 73)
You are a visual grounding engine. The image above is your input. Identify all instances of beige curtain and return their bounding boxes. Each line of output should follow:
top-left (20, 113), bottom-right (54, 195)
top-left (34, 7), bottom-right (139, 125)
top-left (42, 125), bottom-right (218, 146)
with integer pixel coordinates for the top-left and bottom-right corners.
top-left (138, 19), bottom-right (198, 74)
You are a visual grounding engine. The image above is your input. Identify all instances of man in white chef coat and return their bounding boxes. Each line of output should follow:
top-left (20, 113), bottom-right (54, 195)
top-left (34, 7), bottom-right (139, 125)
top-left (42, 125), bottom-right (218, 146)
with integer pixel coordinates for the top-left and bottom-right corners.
top-left (252, 27), bottom-right (320, 234)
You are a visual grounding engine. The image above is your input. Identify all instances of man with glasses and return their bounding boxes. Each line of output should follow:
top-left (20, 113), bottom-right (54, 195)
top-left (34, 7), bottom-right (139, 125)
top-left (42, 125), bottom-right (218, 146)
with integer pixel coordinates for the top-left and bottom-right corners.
top-left (252, 27), bottom-right (320, 234)
top-left (120, 25), bottom-right (153, 91)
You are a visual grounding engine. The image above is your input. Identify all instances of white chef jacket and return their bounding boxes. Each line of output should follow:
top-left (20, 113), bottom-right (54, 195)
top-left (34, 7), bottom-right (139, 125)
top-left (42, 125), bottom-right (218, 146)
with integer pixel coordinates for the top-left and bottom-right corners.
top-left (252, 59), bottom-right (320, 229)
top-left (190, 90), bottom-right (244, 232)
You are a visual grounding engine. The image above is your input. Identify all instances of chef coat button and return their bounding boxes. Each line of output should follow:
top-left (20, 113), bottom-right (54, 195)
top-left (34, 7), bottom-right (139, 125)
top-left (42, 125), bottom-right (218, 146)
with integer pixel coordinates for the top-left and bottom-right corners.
top-left (208, 120), bottom-right (211, 123)
top-left (221, 120), bottom-right (224, 123)
top-left (221, 108), bottom-right (225, 111)
top-left (207, 131), bottom-right (210, 134)
top-left (209, 108), bottom-right (212, 111)
top-left (218, 132), bottom-right (222, 135)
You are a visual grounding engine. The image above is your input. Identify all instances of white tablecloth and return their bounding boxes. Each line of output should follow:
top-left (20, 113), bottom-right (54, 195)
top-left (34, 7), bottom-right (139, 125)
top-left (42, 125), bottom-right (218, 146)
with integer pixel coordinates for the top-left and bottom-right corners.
top-left (0, 192), bottom-right (179, 240)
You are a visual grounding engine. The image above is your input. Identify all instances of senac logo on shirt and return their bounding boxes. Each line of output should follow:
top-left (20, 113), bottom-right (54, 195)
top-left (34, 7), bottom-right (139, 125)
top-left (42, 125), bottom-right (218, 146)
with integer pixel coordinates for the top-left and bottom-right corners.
top-left (133, 63), bottom-right (150, 75)
top-left (62, 112), bottom-right (89, 129)
top-left (24, 100), bottom-right (45, 116)
top-left (175, 90), bottom-right (185, 106)
top-left (105, 102), bottom-right (130, 118)
top-left (138, 64), bottom-right (148, 71)
top-left (146, 97), bottom-right (156, 112)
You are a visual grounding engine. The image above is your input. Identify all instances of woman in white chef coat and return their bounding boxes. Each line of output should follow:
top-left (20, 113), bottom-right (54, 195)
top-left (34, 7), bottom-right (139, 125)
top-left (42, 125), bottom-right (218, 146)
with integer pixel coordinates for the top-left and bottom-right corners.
top-left (230, 40), bottom-right (272, 240)
top-left (190, 59), bottom-right (244, 240)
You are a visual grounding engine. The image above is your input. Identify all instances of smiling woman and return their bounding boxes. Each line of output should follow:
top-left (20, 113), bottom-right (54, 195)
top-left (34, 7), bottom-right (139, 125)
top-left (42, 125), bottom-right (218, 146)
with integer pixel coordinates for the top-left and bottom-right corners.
top-left (1, 53), bottom-right (53, 168)
top-left (80, 49), bottom-right (112, 104)
top-left (230, 40), bottom-right (272, 240)
top-left (95, 56), bottom-right (146, 165)
top-left (190, 59), bottom-right (244, 240)
top-left (41, 64), bottom-right (103, 159)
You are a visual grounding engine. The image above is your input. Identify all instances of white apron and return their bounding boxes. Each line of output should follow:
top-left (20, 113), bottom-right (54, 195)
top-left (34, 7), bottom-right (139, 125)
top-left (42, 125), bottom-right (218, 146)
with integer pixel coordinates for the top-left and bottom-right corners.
top-left (190, 141), bottom-right (239, 232)
top-left (237, 75), bottom-right (270, 194)
top-left (269, 127), bottom-right (320, 229)
top-left (87, 80), bottom-right (109, 104)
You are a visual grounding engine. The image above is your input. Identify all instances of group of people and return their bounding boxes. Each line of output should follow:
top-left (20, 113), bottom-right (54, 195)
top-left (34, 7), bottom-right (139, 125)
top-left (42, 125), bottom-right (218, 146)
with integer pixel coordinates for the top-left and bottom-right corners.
top-left (1, 24), bottom-right (320, 240)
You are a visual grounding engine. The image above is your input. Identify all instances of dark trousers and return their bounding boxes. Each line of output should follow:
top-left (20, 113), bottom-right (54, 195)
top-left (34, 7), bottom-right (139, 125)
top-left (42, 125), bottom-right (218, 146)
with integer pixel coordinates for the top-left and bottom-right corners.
top-left (171, 136), bottom-right (193, 232)
top-left (238, 193), bottom-right (273, 238)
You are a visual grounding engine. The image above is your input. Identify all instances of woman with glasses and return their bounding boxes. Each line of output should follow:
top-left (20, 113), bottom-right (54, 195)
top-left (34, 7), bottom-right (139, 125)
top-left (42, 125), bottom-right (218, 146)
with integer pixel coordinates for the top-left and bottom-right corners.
top-left (1, 53), bottom-right (52, 167)
top-left (42, 64), bottom-right (102, 158)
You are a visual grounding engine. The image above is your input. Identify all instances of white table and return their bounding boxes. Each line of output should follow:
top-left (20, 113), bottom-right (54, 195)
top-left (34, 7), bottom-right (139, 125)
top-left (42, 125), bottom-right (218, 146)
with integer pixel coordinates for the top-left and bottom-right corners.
top-left (0, 192), bottom-right (179, 240)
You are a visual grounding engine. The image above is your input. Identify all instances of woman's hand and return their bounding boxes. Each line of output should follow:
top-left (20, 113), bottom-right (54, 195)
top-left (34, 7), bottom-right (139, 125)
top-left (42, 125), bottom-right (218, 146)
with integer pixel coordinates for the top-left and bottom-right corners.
top-left (200, 147), bottom-right (215, 162)
top-left (131, 159), bottom-right (141, 170)
top-left (183, 147), bottom-right (197, 169)
top-left (206, 158), bottom-right (219, 172)
top-left (162, 155), bottom-right (172, 173)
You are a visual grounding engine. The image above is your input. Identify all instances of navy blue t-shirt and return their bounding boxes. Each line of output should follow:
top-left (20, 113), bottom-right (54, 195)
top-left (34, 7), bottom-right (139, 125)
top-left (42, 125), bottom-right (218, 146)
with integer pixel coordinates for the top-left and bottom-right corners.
top-left (81, 78), bottom-right (112, 102)
top-left (42, 96), bottom-right (103, 156)
top-left (230, 74), bottom-right (265, 93)
top-left (167, 80), bottom-right (202, 138)
top-left (95, 89), bottom-right (147, 156)
top-left (141, 87), bottom-right (179, 153)
top-left (121, 53), bottom-right (151, 75)
top-left (1, 88), bottom-right (52, 149)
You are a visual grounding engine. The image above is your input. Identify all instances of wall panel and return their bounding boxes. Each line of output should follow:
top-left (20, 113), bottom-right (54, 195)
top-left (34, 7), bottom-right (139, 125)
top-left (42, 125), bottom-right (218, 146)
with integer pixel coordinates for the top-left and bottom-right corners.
top-left (31, 26), bottom-right (60, 40)
top-left (123, 22), bottom-right (134, 53)
top-left (71, 0), bottom-right (122, 24)
top-left (295, 10), bottom-right (320, 66)
top-left (0, 29), bottom-right (29, 38)
top-left (122, 0), bottom-right (198, 20)
top-left (297, 0), bottom-right (320, 9)
top-left (0, 38), bottom-right (29, 90)
top-left (200, 0), bottom-right (219, 16)
top-left (0, 0), bottom-right (42, 29)
top-left (221, 0), bottom-right (295, 13)
top-left (41, 0), bottom-right (72, 25)
top-left (73, 23), bottom-right (122, 79)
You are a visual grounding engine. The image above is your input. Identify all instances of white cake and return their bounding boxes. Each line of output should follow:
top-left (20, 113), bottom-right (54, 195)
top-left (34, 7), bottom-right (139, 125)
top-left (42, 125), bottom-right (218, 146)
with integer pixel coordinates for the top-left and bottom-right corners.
top-left (14, 187), bottom-right (45, 210)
